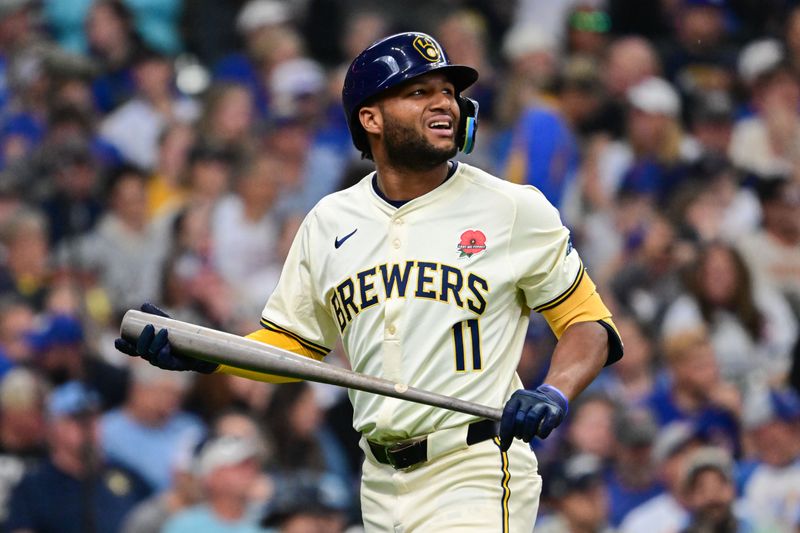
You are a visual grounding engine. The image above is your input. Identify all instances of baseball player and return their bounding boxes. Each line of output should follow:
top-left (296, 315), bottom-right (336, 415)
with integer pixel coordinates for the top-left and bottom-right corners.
top-left (116, 32), bottom-right (623, 532)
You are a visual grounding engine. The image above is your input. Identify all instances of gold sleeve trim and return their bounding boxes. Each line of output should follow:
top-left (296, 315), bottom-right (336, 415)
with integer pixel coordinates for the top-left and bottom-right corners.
top-left (540, 271), bottom-right (609, 338)
top-left (214, 328), bottom-right (325, 384)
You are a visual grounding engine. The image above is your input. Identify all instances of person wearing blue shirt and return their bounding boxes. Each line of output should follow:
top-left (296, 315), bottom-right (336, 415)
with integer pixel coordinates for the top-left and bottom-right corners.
top-left (505, 104), bottom-right (581, 213)
top-left (6, 382), bottom-right (151, 533)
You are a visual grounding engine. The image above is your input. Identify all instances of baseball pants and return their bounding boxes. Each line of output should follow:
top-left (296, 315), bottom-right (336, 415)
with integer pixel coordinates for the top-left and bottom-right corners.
top-left (360, 436), bottom-right (541, 532)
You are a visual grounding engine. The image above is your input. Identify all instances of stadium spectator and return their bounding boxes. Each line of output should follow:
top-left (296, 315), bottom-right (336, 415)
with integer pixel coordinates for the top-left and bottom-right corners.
top-left (0, 368), bottom-right (47, 528)
top-left (668, 156), bottom-right (761, 244)
top-left (260, 471), bottom-right (350, 533)
top-left (661, 242), bottom-right (798, 389)
top-left (644, 327), bottom-right (742, 449)
top-left (6, 381), bottom-right (151, 533)
top-left (607, 214), bottom-right (688, 334)
top-left (730, 51), bottom-right (800, 177)
top-left (593, 36), bottom-right (662, 139)
top-left (146, 122), bottom-right (195, 219)
top-left (680, 446), bottom-right (755, 533)
top-left (263, 382), bottom-right (353, 497)
top-left (737, 177), bottom-right (800, 317)
top-left (100, 48), bottom-right (199, 170)
top-left (162, 435), bottom-right (264, 532)
top-left (25, 313), bottom-right (130, 407)
top-left (84, 0), bottom-right (145, 113)
top-left (0, 297), bottom-right (35, 370)
top-left (37, 139), bottom-right (105, 247)
top-left (213, 1), bottom-right (299, 119)
top-left (563, 4), bottom-right (612, 60)
top-left (741, 387), bottom-right (800, 532)
top-left (118, 434), bottom-right (202, 533)
top-left (211, 153), bottom-right (284, 317)
top-left (688, 91), bottom-right (736, 158)
top-left (183, 140), bottom-right (237, 208)
top-left (197, 82), bottom-right (256, 159)
top-left (604, 407), bottom-right (663, 527)
top-left (100, 362), bottom-right (205, 492)
top-left (0, 208), bottom-right (53, 311)
top-left (536, 453), bottom-right (615, 533)
top-left (63, 164), bottom-right (170, 317)
top-left (619, 421), bottom-right (704, 533)
top-left (659, 0), bottom-right (738, 102)
top-left (559, 393), bottom-right (617, 463)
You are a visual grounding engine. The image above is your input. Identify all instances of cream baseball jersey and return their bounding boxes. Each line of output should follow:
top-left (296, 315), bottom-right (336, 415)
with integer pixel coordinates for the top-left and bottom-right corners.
top-left (261, 162), bottom-right (583, 443)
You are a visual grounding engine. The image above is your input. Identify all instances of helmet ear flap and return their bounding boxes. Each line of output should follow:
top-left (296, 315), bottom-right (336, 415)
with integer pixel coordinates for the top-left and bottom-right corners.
top-left (456, 96), bottom-right (479, 154)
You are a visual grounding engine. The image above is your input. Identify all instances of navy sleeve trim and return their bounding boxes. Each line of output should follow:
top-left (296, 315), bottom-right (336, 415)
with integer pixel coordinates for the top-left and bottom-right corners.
top-left (259, 318), bottom-right (331, 357)
top-left (533, 264), bottom-right (584, 313)
top-left (597, 319), bottom-right (623, 367)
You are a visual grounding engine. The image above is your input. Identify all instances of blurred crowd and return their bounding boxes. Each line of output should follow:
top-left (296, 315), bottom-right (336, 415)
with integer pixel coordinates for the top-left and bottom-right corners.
top-left (0, 0), bottom-right (799, 531)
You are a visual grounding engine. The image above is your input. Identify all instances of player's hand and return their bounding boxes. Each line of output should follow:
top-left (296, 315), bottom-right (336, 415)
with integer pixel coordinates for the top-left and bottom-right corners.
top-left (114, 303), bottom-right (218, 373)
top-left (499, 385), bottom-right (569, 451)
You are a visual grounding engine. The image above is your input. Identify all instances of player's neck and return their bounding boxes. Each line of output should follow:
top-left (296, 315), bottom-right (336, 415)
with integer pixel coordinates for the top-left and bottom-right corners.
top-left (374, 161), bottom-right (450, 201)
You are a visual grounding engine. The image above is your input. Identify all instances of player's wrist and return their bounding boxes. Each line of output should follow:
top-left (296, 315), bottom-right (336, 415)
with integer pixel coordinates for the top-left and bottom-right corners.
top-left (537, 383), bottom-right (569, 415)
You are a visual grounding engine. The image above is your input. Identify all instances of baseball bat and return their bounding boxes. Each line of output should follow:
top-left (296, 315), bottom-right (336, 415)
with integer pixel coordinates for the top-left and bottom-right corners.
top-left (120, 310), bottom-right (503, 421)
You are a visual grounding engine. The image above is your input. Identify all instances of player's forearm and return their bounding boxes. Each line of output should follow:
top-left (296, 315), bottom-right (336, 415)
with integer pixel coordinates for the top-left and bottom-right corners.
top-left (541, 321), bottom-right (608, 401)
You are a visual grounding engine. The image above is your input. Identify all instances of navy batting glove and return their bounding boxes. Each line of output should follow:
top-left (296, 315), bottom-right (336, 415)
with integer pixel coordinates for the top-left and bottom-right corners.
top-left (499, 384), bottom-right (569, 452)
top-left (114, 303), bottom-right (218, 374)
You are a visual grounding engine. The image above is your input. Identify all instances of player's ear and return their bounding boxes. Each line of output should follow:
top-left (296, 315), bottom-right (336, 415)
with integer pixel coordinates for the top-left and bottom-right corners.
top-left (359, 105), bottom-right (382, 136)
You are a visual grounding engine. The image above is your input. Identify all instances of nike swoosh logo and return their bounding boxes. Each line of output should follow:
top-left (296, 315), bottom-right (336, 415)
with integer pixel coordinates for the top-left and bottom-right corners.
top-left (334, 228), bottom-right (358, 249)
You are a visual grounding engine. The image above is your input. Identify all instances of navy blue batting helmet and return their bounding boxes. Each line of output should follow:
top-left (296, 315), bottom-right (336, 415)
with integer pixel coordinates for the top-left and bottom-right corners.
top-left (342, 32), bottom-right (479, 156)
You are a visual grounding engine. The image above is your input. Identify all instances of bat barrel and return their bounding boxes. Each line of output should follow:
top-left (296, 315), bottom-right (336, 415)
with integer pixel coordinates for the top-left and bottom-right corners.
top-left (120, 310), bottom-right (503, 421)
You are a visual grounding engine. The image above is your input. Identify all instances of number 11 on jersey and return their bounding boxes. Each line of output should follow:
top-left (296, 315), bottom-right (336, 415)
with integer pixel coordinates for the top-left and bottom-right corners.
top-left (452, 319), bottom-right (482, 372)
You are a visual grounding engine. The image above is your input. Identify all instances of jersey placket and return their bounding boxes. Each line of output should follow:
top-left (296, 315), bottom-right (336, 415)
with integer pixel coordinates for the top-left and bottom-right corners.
top-left (376, 212), bottom-right (409, 432)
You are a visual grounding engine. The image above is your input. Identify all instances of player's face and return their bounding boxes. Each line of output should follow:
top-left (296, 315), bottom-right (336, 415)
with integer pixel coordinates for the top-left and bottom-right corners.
top-left (378, 72), bottom-right (460, 171)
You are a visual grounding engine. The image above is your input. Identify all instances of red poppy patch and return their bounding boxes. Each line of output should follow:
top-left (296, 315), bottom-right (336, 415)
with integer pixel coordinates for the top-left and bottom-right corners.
top-left (458, 230), bottom-right (487, 258)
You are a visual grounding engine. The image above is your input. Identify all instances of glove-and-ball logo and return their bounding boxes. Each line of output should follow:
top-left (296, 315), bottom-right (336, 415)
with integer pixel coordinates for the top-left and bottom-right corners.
top-left (413, 36), bottom-right (442, 63)
top-left (458, 230), bottom-right (487, 258)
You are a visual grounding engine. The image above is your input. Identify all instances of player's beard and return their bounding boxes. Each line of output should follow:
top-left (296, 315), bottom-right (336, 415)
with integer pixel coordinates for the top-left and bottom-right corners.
top-left (381, 113), bottom-right (457, 172)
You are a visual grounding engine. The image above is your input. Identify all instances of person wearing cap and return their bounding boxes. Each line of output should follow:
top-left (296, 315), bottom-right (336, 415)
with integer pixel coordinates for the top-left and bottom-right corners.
top-left (680, 446), bottom-right (755, 533)
top-left (564, 4), bottom-right (611, 61)
top-left (536, 453), bottom-right (616, 533)
top-left (162, 436), bottom-right (264, 533)
top-left (729, 44), bottom-right (800, 177)
top-left (211, 0), bottom-right (296, 119)
top-left (689, 90), bottom-right (735, 158)
top-left (5, 381), bottom-right (151, 533)
top-left (661, 0), bottom-right (738, 100)
top-left (604, 407), bottom-right (663, 528)
top-left (26, 312), bottom-right (129, 409)
top-left (616, 76), bottom-right (699, 206)
top-left (260, 471), bottom-right (350, 533)
top-left (118, 29), bottom-right (623, 532)
top-left (741, 387), bottom-right (800, 533)
top-left (619, 421), bottom-right (705, 533)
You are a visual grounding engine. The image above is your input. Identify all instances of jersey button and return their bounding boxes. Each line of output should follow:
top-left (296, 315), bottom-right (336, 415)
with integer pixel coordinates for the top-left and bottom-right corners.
top-left (387, 325), bottom-right (397, 335)
top-left (394, 218), bottom-right (404, 225)
top-left (392, 239), bottom-right (401, 249)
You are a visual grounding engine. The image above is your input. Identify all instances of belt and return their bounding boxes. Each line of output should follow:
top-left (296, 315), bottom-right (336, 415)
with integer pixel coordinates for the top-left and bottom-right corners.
top-left (367, 419), bottom-right (498, 470)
